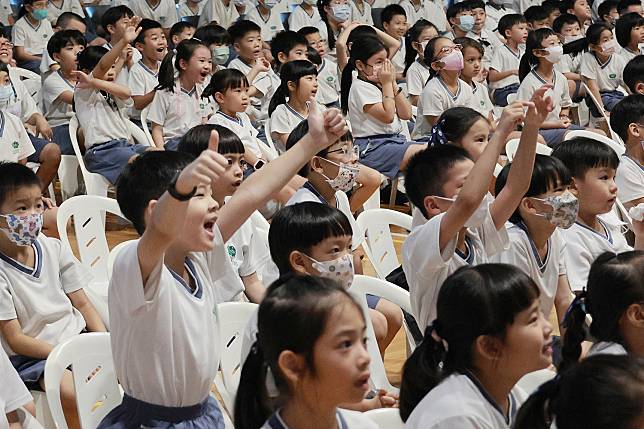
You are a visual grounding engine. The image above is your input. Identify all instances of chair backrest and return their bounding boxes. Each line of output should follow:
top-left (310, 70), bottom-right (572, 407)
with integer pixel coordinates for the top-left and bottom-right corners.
top-left (505, 139), bottom-right (552, 162)
top-left (44, 333), bottom-right (122, 429)
top-left (261, 119), bottom-right (281, 159)
top-left (139, 107), bottom-right (154, 147)
top-left (563, 129), bottom-right (625, 156)
top-left (10, 67), bottom-right (41, 102)
top-left (68, 114), bottom-right (111, 196)
top-left (356, 209), bottom-right (412, 279)
top-left (581, 82), bottom-right (622, 142)
top-left (128, 120), bottom-right (152, 146)
top-left (363, 408), bottom-right (405, 429)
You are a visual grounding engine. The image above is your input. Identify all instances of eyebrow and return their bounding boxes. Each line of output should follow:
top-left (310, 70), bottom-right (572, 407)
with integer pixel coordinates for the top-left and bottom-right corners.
top-left (334, 326), bottom-right (367, 338)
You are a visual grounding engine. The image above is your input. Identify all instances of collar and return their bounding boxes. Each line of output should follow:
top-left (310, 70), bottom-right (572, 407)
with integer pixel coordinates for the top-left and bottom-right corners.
top-left (487, 1), bottom-right (505, 9)
top-left (0, 239), bottom-right (43, 278)
top-left (516, 222), bottom-right (550, 273)
top-left (0, 110), bottom-right (4, 138)
top-left (56, 70), bottom-right (76, 89)
top-left (530, 68), bottom-right (556, 86)
top-left (285, 102), bottom-right (307, 120)
top-left (504, 43), bottom-right (521, 59)
top-left (216, 110), bottom-right (242, 125)
top-left (623, 153), bottom-right (644, 171)
top-left (455, 235), bottom-right (474, 264)
top-left (575, 217), bottom-right (612, 244)
top-left (464, 371), bottom-right (516, 425)
top-left (138, 60), bottom-right (159, 77)
top-left (50, 0), bottom-right (64, 10)
top-left (168, 258), bottom-right (203, 299)
top-left (592, 52), bottom-right (612, 69)
top-left (303, 181), bottom-right (327, 204)
top-left (144, 0), bottom-right (162, 11)
top-left (437, 76), bottom-right (462, 101)
top-left (24, 17), bottom-right (41, 32)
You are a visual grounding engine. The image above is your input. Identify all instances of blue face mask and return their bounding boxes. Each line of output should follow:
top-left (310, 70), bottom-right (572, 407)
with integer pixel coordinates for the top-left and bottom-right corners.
top-left (331, 4), bottom-right (351, 22)
top-left (457, 15), bottom-right (475, 32)
top-left (31, 8), bottom-right (48, 20)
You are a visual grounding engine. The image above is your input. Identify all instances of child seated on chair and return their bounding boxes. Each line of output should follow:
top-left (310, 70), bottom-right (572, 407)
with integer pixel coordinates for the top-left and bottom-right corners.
top-left (0, 163), bottom-right (106, 429)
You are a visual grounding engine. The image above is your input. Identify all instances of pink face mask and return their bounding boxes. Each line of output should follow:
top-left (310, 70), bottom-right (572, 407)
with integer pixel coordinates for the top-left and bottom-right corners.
top-left (440, 49), bottom-right (464, 71)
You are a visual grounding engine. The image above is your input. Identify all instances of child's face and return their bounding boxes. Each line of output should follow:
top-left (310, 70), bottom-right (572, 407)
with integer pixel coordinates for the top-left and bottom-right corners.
top-left (282, 43), bottom-right (308, 64)
top-left (53, 42), bottom-right (84, 71)
top-left (305, 32), bottom-right (327, 57)
top-left (179, 46), bottom-right (212, 84)
top-left (108, 15), bottom-right (132, 40)
top-left (0, 37), bottom-right (13, 64)
top-left (413, 27), bottom-right (439, 57)
top-left (293, 74), bottom-right (317, 101)
top-left (471, 7), bottom-right (486, 32)
top-left (0, 185), bottom-right (43, 219)
top-left (234, 31), bottom-right (263, 60)
top-left (506, 22), bottom-right (529, 44)
top-left (173, 27), bottom-right (195, 46)
top-left (529, 19), bottom-right (550, 30)
top-left (624, 4), bottom-right (643, 15)
top-left (301, 234), bottom-right (353, 276)
top-left (535, 34), bottom-right (562, 58)
top-left (559, 22), bottom-right (582, 39)
top-left (591, 29), bottom-right (615, 54)
top-left (570, 0), bottom-right (591, 21)
top-left (460, 46), bottom-right (482, 81)
top-left (429, 38), bottom-right (461, 69)
top-left (457, 118), bottom-right (490, 161)
top-left (217, 85), bottom-right (249, 113)
top-left (521, 180), bottom-right (570, 226)
top-left (573, 166), bottom-right (618, 216)
top-left (432, 159), bottom-right (475, 214)
top-left (603, 8), bottom-right (619, 25)
top-left (26, 0), bottom-right (47, 18)
top-left (356, 49), bottom-right (387, 81)
top-left (383, 14), bottom-right (408, 39)
top-left (104, 63), bottom-right (118, 81)
top-left (212, 152), bottom-right (245, 203)
top-left (181, 184), bottom-right (220, 251)
top-left (138, 28), bottom-right (168, 62)
top-left (631, 23), bottom-right (644, 44)
top-left (0, 70), bottom-right (8, 85)
top-left (325, 140), bottom-right (359, 166)
top-left (547, 9), bottom-right (561, 27)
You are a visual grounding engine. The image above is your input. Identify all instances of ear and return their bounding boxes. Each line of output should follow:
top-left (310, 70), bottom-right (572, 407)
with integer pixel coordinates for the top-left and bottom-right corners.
top-left (214, 91), bottom-right (225, 105)
top-left (636, 82), bottom-right (644, 96)
top-left (568, 177), bottom-right (579, 195)
top-left (288, 250), bottom-right (310, 275)
top-left (178, 58), bottom-right (188, 71)
top-left (277, 350), bottom-right (306, 385)
top-left (430, 59), bottom-right (443, 72)
top-left (309, 156), bottom-right (325, 174)
top-left (143, 199), bottom-right (158, 230)
top-left (135, 40), bottom-right (144, 52)
top-left (475, 335), bottom-right (503, 362)
top-left (287, 79), bottom-right (297, 92)
top-left (52, 52), bottom-right (61, 63)
top-left (520, 196), bottom-right (537, 216)
top-left (423, 195), bottom-right (443, 217)
top-left (107, 24), bottom-right (115, 35)
top-left (383, 21), bottom-right (390, 31)
top-left (623, 302), bottom-right (644, 327)
top-left (233, 42), bottom-right (241, 53)
top-left (277, 52), bottom-right (287, 64)
top-left (628, 122), bottom-right (642, 140)
top-left (172, 35), bottom-right (179, 46)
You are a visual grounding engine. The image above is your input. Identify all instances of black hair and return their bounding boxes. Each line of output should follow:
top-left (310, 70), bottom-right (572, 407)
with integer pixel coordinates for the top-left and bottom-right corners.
top-left (307, 46), bottom-right (321, 66)
top-left (270, 30), bottom-right (308, 64)
top-left (156, 38), bottom-right (209, 92)
top-left (227, 19), bottom-right (261, 44)
top-left (623, 55), bottom-right (644, 93)
top-left (346, 25), bottom-right (377, 48)
top-left (598, 0), bottom-right (619, 20)
top-left (193, 24), bottom-right (230, 46)
top-left (495, 155), bottom-right (572, 224)
top-left (515, 354), bottom-right (644, 429)
top-left (169, 21), bottom-right (194, 42)
top-left (340, 36), bottom-right (387, 114)
top-left (524, 5), bottom-right (549, 24)
top-left (618, 0), bottom-right (643, 14)
top-left (558, 251), bottom-right (644, 373)
top-left (134, 18), bottom-right (163, 46)
top-left (268, 203), bottom-right (353, 275)
top-left (0, 23), bottom-right (9, 41)
top-left (404, 19), bottom-right (438, 76)
top-left (519, 28), bottom-right (557, 81)
top-left (615, 12), bottom-right (644, 47)
top-left (0, 162), bottom-right (42, 207)
top-left (421, 36), bottom-right (452, 79)
top-left (541, 0), bottom-right (561, 16)
top-left (586, 22), bottom-right (612, 46)
top-left (404, 145), bottom-right (472, 218)
top-left (435, 105), bottom-right (486, 143)
top-left (18, 0), bottom-right (36, 19)
top-left (116, 150), bottom-right (195, 235)
top-left (177, 123), bottom-right (245, 157)
top-left (100, 5), bottom-right (134, 36)
top-left (268, 60), bottom-right (317, 116)
top-left (47, 29), bottom-right (86, 58)
top-left (234, 274), bottom-right (364, 429)
top-left (381, 4), bottom-right (406, 26)
top-left (610, 94), bottom-right (644, 143)
top-left (497, 14), bottom-right (527, 38)
top-left (399, 264), bottom-right (541, 422)
top-left (553, 13), bottom-right (581, 34)
top-left (551, 136), bottom-right (620, 178)
top-left (446, 2), bottom-right (472, 23)
top-left (454, 36), bottom-right (484, 57)
top-left (202, 68), bottom-right (249, 99)
top-left (317, 0), bottom-right (338, 51)
top-left (284, 118), bottom-right (343, 177)
top-left (76, 45), bottom-right (107, 72)
top-left (297, 26), bottom-right (320, 38)
top-left (55, 11), bottom-right (85, 29)
top-left (469, 0), bottom-right (486, 10)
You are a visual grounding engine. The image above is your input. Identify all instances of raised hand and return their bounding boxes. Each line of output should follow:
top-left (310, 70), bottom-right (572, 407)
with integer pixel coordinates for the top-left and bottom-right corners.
top-left (497, 100), bottom-right (529, 133)
top-left (123, 20), bottom-right (143, 45)
top-left (175, 130), bottom-right (228, 194)
top-left (252, 57), bottom-right (270, 72)
top-left (307, 97), bottom-right (348, 151)
top-left (71, 70), bottom-right (94, 89)
top-left (378, 59), bottom-right (394, 86)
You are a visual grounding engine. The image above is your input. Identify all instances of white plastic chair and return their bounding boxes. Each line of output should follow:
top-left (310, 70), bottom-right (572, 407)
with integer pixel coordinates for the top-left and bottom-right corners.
top-left (563, 128), bottom-right (625, 156)
top-left (44, 333), bottom-right (122, 429)
top-left (139, 107), bottom-right (154, 147)
top-left (10, 67), bottom-right (41, 103)
top-left (29, 391), bottom-right (55, 429)
top-left (69, 115), bottom-right (111, 197)
top-left (356, 209), bottom-right (412, 280)
top-left (363, 408), bottom-right (405, 429)
top-left (581, 82), bottom-right (622, 142)
top-left (505, 139), bottom-right (553, 162)
top-left (57, 155), bottom-right (80, 201)
top-left (128, 119), bottom-right (153, 147)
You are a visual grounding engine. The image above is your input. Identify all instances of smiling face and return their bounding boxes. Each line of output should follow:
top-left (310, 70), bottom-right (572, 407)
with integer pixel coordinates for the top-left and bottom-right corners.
top-left (383, 13), bottom-right (408, 39)
top-left (0, 37), bottom-right (12, 64)
top-left (179, 45), bottom-right (212, 85)
top-left (138, 27), bottom-right (168, 62)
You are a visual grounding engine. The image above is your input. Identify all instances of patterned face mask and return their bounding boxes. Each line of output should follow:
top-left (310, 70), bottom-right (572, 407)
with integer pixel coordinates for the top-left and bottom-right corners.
top-left (307, 253), bottom-right (354, 289)
top-left (530, 190), bottom-right (579, 229)
top-left (317, 157), bottom-right (359, 192)
top-left (0, 212), bottom-right (43, 246)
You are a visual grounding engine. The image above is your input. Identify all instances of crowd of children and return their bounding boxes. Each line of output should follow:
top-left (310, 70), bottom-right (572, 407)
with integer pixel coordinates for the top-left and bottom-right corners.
top-left (1, 0), bottom-right (644, 427)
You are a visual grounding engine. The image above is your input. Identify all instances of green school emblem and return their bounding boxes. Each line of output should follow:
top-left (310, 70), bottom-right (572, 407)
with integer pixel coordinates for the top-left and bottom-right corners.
top-left (12, 141), bottom-right (19, 153)
top-left (609, 73), bottom-right (616, 79)
top-left (227, 245), bottom-right (237, 259)
top-left (271, 25), bottom-right (276, 30)
top-left (326, 76), bottom-right (334, 82)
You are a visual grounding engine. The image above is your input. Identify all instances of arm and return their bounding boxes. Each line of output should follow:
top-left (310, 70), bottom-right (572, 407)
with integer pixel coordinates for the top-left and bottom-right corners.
top-left (56, 90), bottom-right (74, 105)
top-left (408, 94), bottom-right (419, 106)
top-left (363, 60), bottom-right (397, 124)
top-left (150, 122), bottom-right (166, 148)
top-left (336, 21), bottom-right (363, 72)
top-left (27, 113), bottom-right (54, 141)
top-left (13, 46), bottom-right (41, 62)
top-left (488, 68), bottom-right (517, 82)
top-left (244, 58), bottom-right (270, 94)
top-left (583, 77), bottom-right (604, 115)
top-left (67, 289), bottom-right (106, 332)
top-left (272, 132), bottom-right (289, 148)
top-left (349, 163), bottom-right (382, 213)
top-left (73, 71), bottom-right (131, 100)
top-left (633, 218), bottom-right (644, 250)
top-left (241, 273), bottom-right (265, 303)
top-left (555, 275), bottom-right (574, 328)
top-left (93, 17), bottom-right (141, 80)
top-left (563, 72), bottom-right (581, 81)
top-left (132, 90), bottom-right (156, 110)
top-left (371, 26), bottom-right (400, 59)
top-left (0, 319), bottom-right (53, 359)
top-left (392, 82), bottom-right (412, 120)
top-left (7, 411), bottom-right (22, 429)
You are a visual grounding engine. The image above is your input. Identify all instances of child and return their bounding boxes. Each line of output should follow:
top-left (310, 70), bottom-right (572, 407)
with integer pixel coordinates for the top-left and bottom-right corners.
top-left (551, 137), bottom-right (643, 291)
top-left (553, 14), bottom-right (585, 102)
top-left (288, 0), bottom-right (325, 37)
top-left (400, 264), bottom-right (553, 426)
top-left (235, 276), bottom-right (379, 429)
top-left (618, 0), bottom-right (643, 15)
top-left (335, 21), bottom-right (402, 73)
top-left (402, 87), bottom-right (550, 330)
top-left (100, 6), bottom-right (141, 83)
top-left (270, 30), bottom-right (308, 69)
top-left (148, 38), bottom-right (212, 149)
top-left (466, 0), bottom-right (503, 67)
top-left (485, 0), bottom-right (517, 33)
top-left (615, 12), bottom-right (644, 62)
top-left (350, 0), bottom-right (373, 26)
top-left (423, 107), bottom-right (490, 160)
top-left (624, 54), bottom-right (644, 94)
top-left (12, 0), bottom-right (54, 73)
top-left (492, 155), bottom-right (575, 327)
top-left (563, 0), bottom-right (592, 29)
top-left (0, 163), bottom-right (105, 429)
top-left (515, 354), bottom-right (644, 429)
top-left (403, 19), bottom-right (439, 107)
top-left (99, 99), bottom-right (348, 427)
top-left (169, 21), bottom-right (195, 48)
top-left (129, 19), bottom-right (167, 127)
top-left (2, 347), bottom-right (37, 428)
top-left (177, 0), bottom-right (204, 20)
top-left (446, 2), bottom-right (475, 40)
top-left (598, 0), bottom-right (620, 27)
top-left (456, 37), bottom-right (494, 122)
top-left (611, 95), bottom-right (644, 209)
top-left (340, 36), bottom-right (422, 179)
top-left (524, 5), bottom-right (550, 30)
top-left (46, 0), bottom-right (85, 26)
top-left (380, 4), bottom-right (408, 79)
top-left (488, 14), bottom-right (527, 107)
top-left (193, 23), bottom-right (230, 72)
top-left (244, 0), bottom-right (284, 43)
top-left (198, 0), bottom-right (244, 29)
top-left (130, 0), bottom-right (177, 37)
top-left (399, 0), bottom-right (447, 35)
top-left (298, 26), bottom-right (341, 108)
top-left (318, 0), bottom-right (352, 59)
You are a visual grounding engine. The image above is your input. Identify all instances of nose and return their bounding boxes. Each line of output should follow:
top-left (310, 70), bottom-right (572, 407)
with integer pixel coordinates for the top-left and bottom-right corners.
top-left (208, 196), bottom-right (220, 212)
top-left (541, 312), bottom-right (553, 338)
top-left (358, 339), bottom-right (371, 368)
top-left (609, 179), bottom-right (618, 194)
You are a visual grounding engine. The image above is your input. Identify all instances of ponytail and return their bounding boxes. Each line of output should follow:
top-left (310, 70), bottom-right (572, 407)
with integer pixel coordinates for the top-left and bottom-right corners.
top-left (156, 38), bottom-right (209, 93)
top-left (318, 0), bottom-right (337, 51)
top-left (156, 50), bottom-right (177, 92)
top-left (340, 58), bottom-right (355, 115)
top-left (519, 28), bottom-right (556, 81)
top-left (268, 60), bottom-right (317, 117)
top-left (233, 342), bottom-right (273, 429)
top-left (268, 83), bottom-right (288, 117)
top-left (558, 293), bottom-right (588, 373)
top-left (513, 377), bottom-right (561, 429)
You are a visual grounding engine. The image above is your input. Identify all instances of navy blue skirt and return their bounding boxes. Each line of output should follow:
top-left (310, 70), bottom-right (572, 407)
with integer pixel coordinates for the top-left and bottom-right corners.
top-left (10, 355), bottom-right (46, 390)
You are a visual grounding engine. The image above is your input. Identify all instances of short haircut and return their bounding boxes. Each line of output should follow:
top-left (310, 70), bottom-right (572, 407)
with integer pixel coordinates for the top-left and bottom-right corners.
top-left (381, 4), bottom-right (406, 25)
top-left (551, 137), bottom-right (620, 178)
top-left (116, 150), bottom-right (196, 235)
top-left (467, 0), bottom-right (485, 10)
top-left (101, 5), bottom-right (133, 33)
top-left (177, 124), bottom-right (245, 157)
top-left (615, 12), bottom-right (644, 47)
top-left (497, 14), bottom-right (527, 36)
top-left (202, 68), bottom-right (249, 98)
top-left (76, 45), bottom-right (107, 72)
top-left (446, 2), bottom-right (472, 21)
top-left (194, 24), bottom-right (230, 46)
top-left (623, 55), bottom-right (644, 93)
top-left (598, 0), bottom-right (619, 19)
top-left (55, 12), bottom-right (85, 29)
top-left (541, 0), bottom-right (560, 15)
top-left (618, 0), bottom-right (642, 14)
top-left (0, 23), bottom-right (9, 40)
top-left (297, 26), bottom-right (320, 38)
top-left (405, 145), bottom-right (472, 218)
top-left (135, 19), bottom-right (163, 46)
top-left (47, 29), bottom-right (86, 57)
top-left (169, 21), bottom-right (194, 40)
top-left (0, 163), bottom-right (42, 207)
top-left (270, 30), bottom-right (308, 61)
top-left (524, 5), bottom-right (549, 23)
top-left (609, 94), bottom-right (644, 143)
top-left (454, 36), bottom-right (484, 56)
top-left (553, 13), bottom-right (581, 33)
top-left (227, 19), bottom-right (261, 44)
top-left (285, 118), bottom-right (330, 177)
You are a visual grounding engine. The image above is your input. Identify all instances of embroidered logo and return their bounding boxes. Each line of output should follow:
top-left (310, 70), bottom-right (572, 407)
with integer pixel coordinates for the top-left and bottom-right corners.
top-left (326, 76), bottom-right (334, 82)
top-left (11, 141), bottom-right (19, 153)
top-left (227, 245), bottom-right (237, 260)
top-left (609, 73), bottom-right (616, 78)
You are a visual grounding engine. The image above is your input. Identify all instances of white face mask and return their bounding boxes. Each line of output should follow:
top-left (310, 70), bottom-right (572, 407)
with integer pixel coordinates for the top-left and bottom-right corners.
top-left (564, 34), bottom-right (583, 44)
top-left (435, 193), bottom-right (492, 228)
top-left (307, 253), bottom-right (354, 288)
top-left (530, 190), bottom-right (579, 229)
top-left (0, 83), bottom-right (12, 105)
top-left (600, 38), bottom-right (620, 55)
top-left (544, 45), bottom-right (563, 63)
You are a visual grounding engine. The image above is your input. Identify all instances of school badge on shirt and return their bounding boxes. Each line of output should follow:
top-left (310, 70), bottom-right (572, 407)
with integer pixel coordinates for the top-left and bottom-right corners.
top-left (11, 141), bottom-right (20, 154)
top-left (227, 245), bottom-right (237, 260)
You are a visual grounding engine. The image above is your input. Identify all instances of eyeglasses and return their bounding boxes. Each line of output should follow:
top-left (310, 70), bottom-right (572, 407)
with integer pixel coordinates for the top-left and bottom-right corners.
top-left (327, 145), bottom-right (360, 158)
top-left (437, 44), bottom-right (462, 55)
top-left (0, 42), bottom-right (13, 49)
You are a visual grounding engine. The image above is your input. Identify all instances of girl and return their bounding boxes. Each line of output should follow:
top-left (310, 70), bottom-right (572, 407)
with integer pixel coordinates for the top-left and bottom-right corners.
top-left (580, 23), bottom-right (628, 115)
top-left (404, 19), bottom-right (439, 108)
top-left (426, 107), bottom-right (490, 160)
top-left (412, 36), bottom-right (473, 140)
top-left (455, 37), bottom-right (494, 124)
top-left (341, 36), bottom-right (423, 179)
top-left (400, 264), bottom-right (553, 427)
top-left (615, 12), bottom-right (644, 63)
top-left (148, 38), bottom-right (212, 150)
top-left (234, 275), bottom-right (379, 429)
top-left (193, 24), bottom-right (230, 77)
top-left (11, 0), bottom-right (54, 73)
top-left (268, 60), bottom-right (320, 151)
top-left (514, 354), bottom-right (644, 429)
top-left (350, 0), bottom-right (372, 25)
top-left (318, 0), bottom-right (352, 58)
top-left (335, 23), bottom-right (401, 73)
top-left (559, 250), bottom-right (644, 371)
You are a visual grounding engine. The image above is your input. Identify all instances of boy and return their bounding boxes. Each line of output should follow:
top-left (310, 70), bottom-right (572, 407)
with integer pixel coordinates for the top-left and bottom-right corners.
top-left (598, 0), bottom-right (620, 27)
top-left (130, 0), bottom-right (177, 38)
top-left (466, 0), bottom-right (502, 67)
top-left (455, 37), bottom-right (494, 121)
top-left (12, 0), bottom-right (53, 73)
top-left (245, 0), bottom-right (285, 43)
top-left (402, 87), bottom-right (549, 329)
top-left (100, 101), bottom-right (347, 427)
top-left (178, 0), bottom-right (204, 20)
top-left (169, 21), bottom-right (195, 48)
top-left (46, 0), bottom-right (84, 26)
top-left (299, 26), bottom-right (340, 107)
top-left (542, 0), bottom-right (562, 28)
top-left (198, 0), bottom-right (245, 29)
top-left (129, 19), bottom-right (167, 126)
top-left (194, 23), bottom-right (230, 72)
top-left (381, 4), bottom-right (407, 79)
top-left (446, 2), bottom-right (475, 40)
top-left (552, 137), bottom-right (643, 292)
top-left (0, 162), bottom-right (105, 429)
top-left (624, 54), bottom-right (644, 94)
top-left (485, 0), bottom-right (516, 33)
top-left (101, 6), bottom-right (141, 82)
top-left (617, 0), bottom-right (643, 16)
top-left (553, 14), bottom-right (585, 102)
top-left (488, 14), bottom-right (526, 107)
top-left (525, 5), bottom-right (551, 30)
top-left (562, 0), bottom-right (592, 29)
top-left (270, 30), bottom-right (308, 69)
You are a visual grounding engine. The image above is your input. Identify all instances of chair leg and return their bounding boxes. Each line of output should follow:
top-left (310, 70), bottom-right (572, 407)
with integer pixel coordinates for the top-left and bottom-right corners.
top-left (388, 178), bottom-right (398, 209)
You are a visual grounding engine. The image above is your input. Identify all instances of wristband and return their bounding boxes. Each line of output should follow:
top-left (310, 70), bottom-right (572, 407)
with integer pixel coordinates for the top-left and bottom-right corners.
top-left (167, 170), bottom-right (197, 201)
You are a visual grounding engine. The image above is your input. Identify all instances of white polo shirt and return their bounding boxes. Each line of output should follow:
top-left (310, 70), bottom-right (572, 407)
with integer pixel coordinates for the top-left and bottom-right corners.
top-left (3, 76), bottom-right (39, 123)
top-left (12, 16), bottom-right (53, 56)
top-left (406, 59), bottom-right (430, 98)
top-left (580, 51), bottom-right (627, 92)
top-left (228, 57), bottom-right (280, 121)
top-left (42, 70), bottom-right (75, 127)
top-left (485, 3), bottom-right (517, 31)
top-left (413, 77), bottom-right (473, 139)
top-left (207, 110), bottom-right (263, 158)
top-left (0, 110), bottom-right (34, 162)
top-left (245, 6), bottom-right (284, 42)
top-left (288, 4), bottom-right (327, 39)
top-left (466, 27), bottom-right (503, 66)
top-left (517, 69), bottom-right (571, 123)
top-left (269, 103), bottom-right (306, 147)
top-left (316, 57), bottom-right (340, 105)
top-left (615, 155), bottom-right (644, 206)
top-left (198, 0), bottom-right (239, 28)
top-left (46, 0), bottom-right (85, 25)
top-left (470, 80), bottom-right (494, 118)
top-left (130, 0), bottom-right (178, 29)
top-left (177, 0), bottom-right (204, 18)
top-left (348, 77), bottom-right (405, 138)
top-left (148, 85), bottom-right (210, 141)
top-left (0, 0), bottom-right (12, 25)
top-left (489, 44), bottom-right (523, 90)
top-left (350, 0), bottom-right (373, 25)
top-left (128, 60), bottom-right (160, 122)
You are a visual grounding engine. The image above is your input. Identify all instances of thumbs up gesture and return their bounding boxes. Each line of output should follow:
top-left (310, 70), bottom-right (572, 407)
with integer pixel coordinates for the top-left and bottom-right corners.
top-left (174, 130), bottom-right (229, 195)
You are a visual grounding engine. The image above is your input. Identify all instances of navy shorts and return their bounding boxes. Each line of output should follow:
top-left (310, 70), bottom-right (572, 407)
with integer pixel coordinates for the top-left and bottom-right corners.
top-left (27, 135), bottom-right (50, 163)
top-left (538, 124), bottom-right (584, 148)
top-left (164, 136), bottom-right (182, 151)
top-left (52, 124), bottom-right (74, 155)
top-left (354, 134), bottom-right (424, 179)
top-left (84, 139), bottom-right (148, 185)
top-left (492, 83), bottom-right (520, 107)
top-left (10, 355), bottom-right (46, 391)
top-left (16, 58), bottom-right (42, 74)
top-left (366, 294), bottom-right (380, 309)
top-left (600, 90), bottom-right (624, 112)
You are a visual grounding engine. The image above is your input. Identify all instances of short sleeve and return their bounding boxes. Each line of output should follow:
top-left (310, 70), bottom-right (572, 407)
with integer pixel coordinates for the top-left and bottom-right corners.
top-left (71, 0), bottom-right (86, 16)
top-left (11, 23), bottom-right (26, 47)
top-left (516, 76), bottom-right (536, 104)
top-left (580, 53), bottom-right (597, 80)
top-left (559, 74), bottom-right (572, 108)
top-left (420, 81), bottom-right (446, 117)
top-left (0, 349), bottom-right (32, 414)
top-left (129, 67), bottom-right (148, 97)
top-left (56, 238), bottom-right (93, 294)
top-left (43, 73), bottom-right (72, 106)
top-left (0, 276), bottom-right (17, 321)
top-left (557, 237), bottom-right (567, 276)
top-left (406, 64), bottom-right (426, 96)
top-left (489, 46), bottom-right (504, 71)
top-left (357, 80), bottom-right (386, 107)
top-left (616, 159), bottom-right (644, 204)
top-left (15, 79), bottom-right (39, 122)
top-left (404, 213), bottom-right (457, 277)
top-left (161, 0), bottom-right (178, 27)
top-left (147, 90), bottom-right (168, 126)
top-left (201, 224), bottom-right (236, 285)
top-left (9, 113), bottom-right (35, 161)
top-left (562, 235), bottom-right (593, 291)
top-left (269, 105), bottom-right (294, 134)
top-left (251, 72), bottom-right (272, 98)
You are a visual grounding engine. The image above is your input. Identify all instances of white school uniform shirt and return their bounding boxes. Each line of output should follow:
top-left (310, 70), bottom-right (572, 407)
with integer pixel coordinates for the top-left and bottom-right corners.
top-left (0, 0), bottom-right (12, 25)
top-left (348, 78), bottom-right (405, 138)
top-left (0, 110), bottom-right (34, 162)
top-left (485, 3), bottom-right (516, 31)
top-left (3, 77), bottom-right (39, 123)
top-left (616, 155), bottom-right (644, 206)
top-left (400, 0), bottom-right (448, 33)
top-left (467, 28), bottom-right (503, 67)
top-left (0, 235), bottom-right (89, 356)
top-left (470, 80), bottom-right (494, 118)
top-left (488, 44), bottom-right (523, 90)
top-left (555, 53), bottom-right (582, 75)
top-left (402, 201), bottom-right (508, 329)
top-left (406, 373), bottom-right (526, 429)
top-left (42, 70), bottom-right (75, 127)
top-left (199, 0), bottom-right (239, 28)
top-left (390, 38), bottom-right (406, 75)
top-left (492, 223), bottom-right (567, 317)
top-left (108, 228), bottom-right (235, 406)
top-left (413, 77), bottom-right (473, 139)
top-left (0, 348), bottom-right (33, 427)
top-left (148, 85), bottom-right (210, 142)
top-left (12, 16), bottom-right (53, 56)
top-left (580, 51), bottom-right (627, 92)
top-left (316, 58), bottom-right (340, 105)
top-left (228, 57), bottom-right (281, 121)
top-left (177, 0), bottom-right (204, 18)
top-left (245, 6), bottom-right (284, 42)
top-left (46, 0), bottom-right (85, 25)
top-left (261, 409), bottom-right (378, 429)
top-left (562, 214), bottom-right (632, 292)
top-left (587, 341), bottom-right (628, 357)
top-left (406, 59), bottom-right (430, 98)
top-left (516, 69), bottom-right (571, 124)
top-left (128, 60), bottom-right (160, 122)
top-left (618, 46), bottom-right (644, 63)
top-left (208, 110), bottom-right (263, 158)
top-left (288, 4), bottom-right (326, 39)
top-left (269, 103), bottom-right (306, 145)
top-left (130, 0), bottom-right (178, 29)
top-left (349, 0), bottom-right (372, 25)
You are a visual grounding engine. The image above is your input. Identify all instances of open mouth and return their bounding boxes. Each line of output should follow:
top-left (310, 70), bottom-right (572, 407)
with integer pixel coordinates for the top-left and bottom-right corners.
top-left (204, 221), bottom-right (215, 234)
top-left (355, 374), bottom-right (370, 389)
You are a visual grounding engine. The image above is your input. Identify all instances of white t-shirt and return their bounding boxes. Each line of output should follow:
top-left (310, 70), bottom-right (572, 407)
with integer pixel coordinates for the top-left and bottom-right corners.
top-left (316, 58), bottom-right (340, 105)
top-left (128, 60), bottom-right (160, 121)
top-left (177, 0), bottom-right (204, 17)
top-left (3, 76), bottom-right (39, 123)
top-left (288, 5), bottom-right (326, 39)
top-left (406, 60), bottom-right (430, 98)
top-left (466, 28), bottom-right (503, 67)
top-left (580, 52), bottom-right (627, 92)
top-left (199, 0), bottom-right (239, 28)
top-left (148, 85), bottom-right (210, 141)
top-left (618, 46), bottom-right (644, 64)
top-left (0, 348), bottom-right (32, 426)
top-left (261, 409), bottom-right (378, 429)
top-left (207, 110), bottom-right (263, 158)
top-left (489, 44), bottom-right (523, 90)
top-left (245, 6), bottom-right (284, 42)
top-left (400, 0), bottom-right (447, 33)
top-left (269, 103), bottom-right (306, 145)
top-left (0, 235), bottom-right (90, 356)
top-left (108, 227), bottom-right (234, 406)
top-left (46, 0), bottom-right (85, 25)
top-left (587, 341), bottom-right (628, 357)
top-left (470, 80), bottom-right (494, 118)
top-left (555, 53), bottom-right (582, 75)
top-left (561, 214), bottom-right (632, 291)
top-left (349, 0), bottom-right (372, 25)
top-left (12, 16), bottom-right (53, 56)
top-left (391, 38), bottom-right (406, 75)
top-left (517, 69), bottom-right (571, 123)
top-left (402, 203), bottom-right (509, 329)
top-left (348, 78), bottom-right (405, 138)
top-left (406, 373), bottom-right (526, 429)
top-left (615, 155), bottom-right (644, 205)
top-left (485, 4), bottom-right (516, 31)
top-left (42, 70), bottom-right (75, 127)
top-left (228, 57), bottom-right (280, 121)
top-left (0, 110), bottom-right (34, 162)
top-left (0, 0), bottom-right (12, 25)
top-left (130, 0), bottom-right (178, 29)
top-left (413, 77), bottom-right (473, 139)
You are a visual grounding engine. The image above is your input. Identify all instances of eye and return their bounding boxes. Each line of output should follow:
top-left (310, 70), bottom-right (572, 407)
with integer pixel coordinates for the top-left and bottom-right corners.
top-left (339, 339), bottom-right (353, 349)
